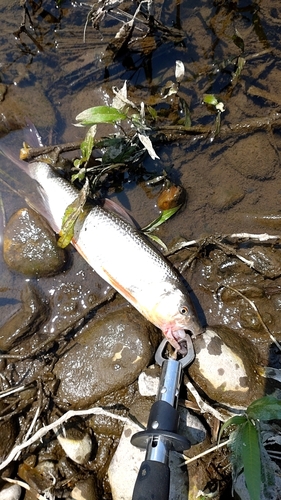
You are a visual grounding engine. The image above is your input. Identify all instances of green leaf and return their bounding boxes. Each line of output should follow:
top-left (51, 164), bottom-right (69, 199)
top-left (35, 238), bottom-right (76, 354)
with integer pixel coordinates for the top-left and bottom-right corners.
top-left (142, 206), bottom-right (181, 233)
top-left (57, 179), bottom-right (89, 248)
top-left (247, 395), bottom-right (281, 421)
top-left (203, 94), bottom-right (219, 106)
top-left (218, 415), bottom-right (247, 443)
top-left (80, 125), bottom-right (96, 161)
top-left (240, 420), bottom-right (261, 500)
top-left (145, 233), bottom-right (168, 251)
top-left (75, 106), bottom-right (127, 126)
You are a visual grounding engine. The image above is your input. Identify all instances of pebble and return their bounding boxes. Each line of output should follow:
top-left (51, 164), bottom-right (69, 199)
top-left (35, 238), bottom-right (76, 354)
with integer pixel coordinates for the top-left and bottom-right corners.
top-left (71, 477), bottom-right (98, 500)
top-left (57, 427), bottom-right (93, 465)
top-left (0, 484), bottom-right (21, 500)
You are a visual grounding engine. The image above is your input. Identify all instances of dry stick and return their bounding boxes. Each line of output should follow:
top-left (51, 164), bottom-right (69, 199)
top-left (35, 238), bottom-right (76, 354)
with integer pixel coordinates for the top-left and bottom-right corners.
top-left (183, 439), bottom-right (231, 465)
top-left (218, 285), bottom-right (281, 352)
top-left (21, 142), bottom-right (81, 161)
top-left (185, 379), bottom-right (227, 422)
top-left (0, 407), bottom-right (136, 471)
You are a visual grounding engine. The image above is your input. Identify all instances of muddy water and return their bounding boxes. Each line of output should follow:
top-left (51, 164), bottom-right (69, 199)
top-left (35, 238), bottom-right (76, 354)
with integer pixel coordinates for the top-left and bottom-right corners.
top-left (1, 1), bottom-right (281, 499)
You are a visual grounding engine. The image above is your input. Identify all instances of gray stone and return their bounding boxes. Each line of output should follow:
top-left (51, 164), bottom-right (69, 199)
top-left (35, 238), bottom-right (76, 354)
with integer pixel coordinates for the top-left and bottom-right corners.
top-left (54, 307), bottom-right (158, 408)
top-left (188, 327), bottom-right (264, 409)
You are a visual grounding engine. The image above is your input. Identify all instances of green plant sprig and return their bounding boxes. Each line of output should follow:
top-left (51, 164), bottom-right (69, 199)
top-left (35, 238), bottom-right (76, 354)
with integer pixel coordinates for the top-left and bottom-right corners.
top-left (218, 395), bottom-right (281, 500)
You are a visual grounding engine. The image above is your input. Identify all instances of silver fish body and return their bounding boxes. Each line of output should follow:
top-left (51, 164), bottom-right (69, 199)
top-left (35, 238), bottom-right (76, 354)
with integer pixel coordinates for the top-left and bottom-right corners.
top-left (1, 149), bottom-right (201, 351)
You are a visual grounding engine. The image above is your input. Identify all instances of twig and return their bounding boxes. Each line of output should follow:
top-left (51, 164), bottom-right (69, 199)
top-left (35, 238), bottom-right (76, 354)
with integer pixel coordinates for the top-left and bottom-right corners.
top-left (20, 142), bottom-right (81, 161)
top-left (0, 406), bottom-right (136, 471)
top-left (185, 379), bottom-right (227, 422)
top-left (182, 439), bottom-right (230, 465)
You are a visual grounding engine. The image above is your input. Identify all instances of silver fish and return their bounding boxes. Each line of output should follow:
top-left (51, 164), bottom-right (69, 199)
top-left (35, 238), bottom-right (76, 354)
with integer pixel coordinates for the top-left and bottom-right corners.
top-left (0, 126), bottom-right (201, 351)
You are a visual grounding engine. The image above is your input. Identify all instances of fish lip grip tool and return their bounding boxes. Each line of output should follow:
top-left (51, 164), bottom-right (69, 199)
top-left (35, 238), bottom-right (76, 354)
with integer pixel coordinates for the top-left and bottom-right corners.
top-left (131, 337), bottom-right (195, 500)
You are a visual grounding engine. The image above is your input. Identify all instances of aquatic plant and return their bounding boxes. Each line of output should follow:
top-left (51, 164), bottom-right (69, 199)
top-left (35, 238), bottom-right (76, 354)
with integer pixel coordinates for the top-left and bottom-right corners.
top-left (219, 395), bottom-right (281, 500)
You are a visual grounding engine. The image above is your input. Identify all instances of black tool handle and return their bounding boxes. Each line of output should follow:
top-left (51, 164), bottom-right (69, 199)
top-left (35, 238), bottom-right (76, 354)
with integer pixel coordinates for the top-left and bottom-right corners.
top-left (132, 460), bottom-right (170, 500)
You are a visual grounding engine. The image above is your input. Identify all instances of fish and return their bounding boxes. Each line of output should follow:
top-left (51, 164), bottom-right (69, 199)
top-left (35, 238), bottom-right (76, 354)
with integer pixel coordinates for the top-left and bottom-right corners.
top-left (0, 125), bottom-right (202, 352)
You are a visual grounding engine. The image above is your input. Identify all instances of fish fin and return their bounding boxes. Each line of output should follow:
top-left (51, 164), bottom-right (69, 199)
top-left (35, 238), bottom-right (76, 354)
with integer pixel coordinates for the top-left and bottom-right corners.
top-left (23, 122), bottom-right (43, 148)
top-left (102, 198), bottom-right (138, 227)
top-left (0, 123), bottom-right (43, 174)
top-left (0, 132), bottom-right (60, 233)
top-left (0, 143), bottom-right (33, 175)
top-left (25, 185), bottom-right (61, 233)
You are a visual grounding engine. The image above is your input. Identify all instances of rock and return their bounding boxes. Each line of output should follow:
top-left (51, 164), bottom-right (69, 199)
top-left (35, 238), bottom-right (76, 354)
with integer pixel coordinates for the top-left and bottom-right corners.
top-left (157, 184), bottom-right (186, 211)
top-left (138, 365), bottom-right (161, 397)
top-left (0, 484), bottom-right (21, 500)
top-left (178, 406), bottom-right (207, 446)
top-left (0, 284), bottom-right (47, 351)
top-left (3, 207), bottom-right (66, 277)
top-left (71, 477), bottom-right (99, 500)
top-left (108, 419), bottom-right (197, 500)
top-left (188, 326), bottom-right (265, 409)
top-left (54, 306), bottom-right (158, 408)
top-left (108, 423), bottom-right (145, 500)
top-left (57, 422), bottom-right (93, 465)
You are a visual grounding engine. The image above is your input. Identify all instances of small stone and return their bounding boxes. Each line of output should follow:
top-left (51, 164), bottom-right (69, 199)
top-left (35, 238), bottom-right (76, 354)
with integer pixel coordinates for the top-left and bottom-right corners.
top-left (0, 484), bottom-right (21, 500)
top-left (138, 365), bottom-right (161, 396)
top-left (157, 184), bottom-right (186, 211)
top-left (3, 207), bottom-right (66, 277)
top-left (57, 430), bottom-right (92, 465)
top-left (71, 477), bottom-right (98, 500)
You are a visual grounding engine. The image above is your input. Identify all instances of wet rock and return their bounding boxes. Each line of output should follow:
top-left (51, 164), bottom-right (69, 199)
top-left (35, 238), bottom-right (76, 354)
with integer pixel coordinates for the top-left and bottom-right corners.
top-left (18, 462), bottom-right (56, 498)
top-left (225, 133), bottom-right (278, 180)
top-left (138, 364), bottom-right (161, 397)
top-left (57, 421), bottom-right (93, 465)
top-left (0, 484), bottom-right (21, 500)
top-left (54, 307), bottom-right (158, 408)
top-left (188, 326), bottom-right (265, 409)
top-left (0, 405), bottom-right (18, 463)
top-left (108, 413), bottom-right (200, 500)
top-left (71, 477), bottom-right (99, 500)
top-left (157, 184), bottom-right (186, 210)
top-left (3, 208), bottom-right (66, 277)
top-left (0, 284), bottom-right (48, 351)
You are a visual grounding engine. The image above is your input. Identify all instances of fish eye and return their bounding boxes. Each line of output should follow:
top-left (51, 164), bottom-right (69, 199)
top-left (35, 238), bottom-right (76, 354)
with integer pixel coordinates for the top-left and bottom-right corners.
top-left (179, 305), bottom-right (189, 315)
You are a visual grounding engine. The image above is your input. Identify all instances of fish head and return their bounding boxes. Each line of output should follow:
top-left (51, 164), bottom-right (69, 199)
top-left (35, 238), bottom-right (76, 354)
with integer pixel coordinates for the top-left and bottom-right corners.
top-left (151, 286), bottom-right (202, 352)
